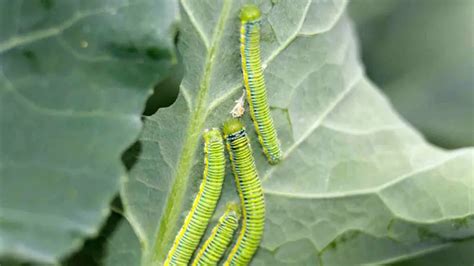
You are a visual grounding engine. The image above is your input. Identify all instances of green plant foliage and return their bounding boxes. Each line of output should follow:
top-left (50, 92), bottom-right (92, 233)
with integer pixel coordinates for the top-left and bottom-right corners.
top-left (103, 217), bottom-right (141, 266)
top-left (117, 0), bottom-right (474, 265)
top-left (0, 0), bottom-right (178, 263)
top-left (350, 0), bottom-right (474, 148)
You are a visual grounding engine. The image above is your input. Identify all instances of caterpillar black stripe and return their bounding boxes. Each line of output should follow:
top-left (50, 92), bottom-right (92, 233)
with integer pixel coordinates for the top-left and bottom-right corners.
top-left (222, 119), bottom-right (265, 265)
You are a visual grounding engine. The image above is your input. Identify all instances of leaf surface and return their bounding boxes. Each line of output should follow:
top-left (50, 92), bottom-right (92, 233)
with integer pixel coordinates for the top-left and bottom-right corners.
top-left (122, 0), bottom-right (474, 264)
top-left (0, 0), bottom-right (178, 263)
top-left (391, 238), bottom-right (474, 266)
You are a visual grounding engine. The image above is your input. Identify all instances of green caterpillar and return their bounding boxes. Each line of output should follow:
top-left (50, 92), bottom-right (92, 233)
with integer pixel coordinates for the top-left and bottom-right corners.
top-left (192, 203), bottom-right (241, 266)
top-left (164, 129), bottom-right (226, 265)
top-left (240, 4), bottom-right (282, 164)
top-left (222, 119), bottom-right (265, 265)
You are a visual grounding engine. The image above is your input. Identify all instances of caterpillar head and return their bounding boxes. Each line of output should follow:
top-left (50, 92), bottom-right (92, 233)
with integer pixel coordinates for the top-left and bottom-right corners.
top-left (223, 118), bottom-right (244, 137)
top-left (226, 202), bottom-right (241, 219)
top-left (204, 128), bottom-right (223, 142)
top-left (240, 4), bottom-right (261, 23)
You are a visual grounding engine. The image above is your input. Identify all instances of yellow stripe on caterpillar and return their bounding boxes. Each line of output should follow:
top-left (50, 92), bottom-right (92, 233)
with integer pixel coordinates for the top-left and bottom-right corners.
top-left (192, 203), bottom-right (240, 266)
top-left (164, 128), bottom-right (226, 265)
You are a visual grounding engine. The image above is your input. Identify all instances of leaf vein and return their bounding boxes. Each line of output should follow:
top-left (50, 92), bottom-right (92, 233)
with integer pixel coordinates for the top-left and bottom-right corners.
top-left (0, 3), bottom-right (134, 54)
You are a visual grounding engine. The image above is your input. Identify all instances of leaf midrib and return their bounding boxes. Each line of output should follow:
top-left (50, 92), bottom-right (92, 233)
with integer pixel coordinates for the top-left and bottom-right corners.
top-left (150, 0), bottom-right (233, 262)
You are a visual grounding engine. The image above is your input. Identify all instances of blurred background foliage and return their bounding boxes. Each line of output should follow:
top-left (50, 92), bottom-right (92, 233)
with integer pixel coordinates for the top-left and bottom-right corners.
top-left (349, 0), bottom-right (474, 149)
top-left (60, 0), bottom-right (473, 264)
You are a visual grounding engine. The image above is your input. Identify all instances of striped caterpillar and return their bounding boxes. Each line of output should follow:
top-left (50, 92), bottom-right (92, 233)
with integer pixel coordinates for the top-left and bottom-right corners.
top-left (192, 203), bottom-right (240, 265)
top-left (240, 4), bottom-right (282, 164)
top-left (222, 119), bottom-right (265, 265)
top-left (164, 129), bottom-right (226, 265)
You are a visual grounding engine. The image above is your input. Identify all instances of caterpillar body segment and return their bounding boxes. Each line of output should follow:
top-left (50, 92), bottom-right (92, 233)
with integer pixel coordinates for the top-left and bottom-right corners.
top-left (240, 4), bottom-right (282, 164)
top-left (192, 203), bottom-right (241, 266)
top-left (164, 129), bottom-right (226, 265)
top-left (222, 119), bottom-right (265, 265)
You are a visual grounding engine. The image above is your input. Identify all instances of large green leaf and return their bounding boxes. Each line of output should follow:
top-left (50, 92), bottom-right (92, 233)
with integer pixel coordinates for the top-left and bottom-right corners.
top-left (0, 0), bottom-right (178, 263)
top-left (121, 0), bottom-right (474, 265)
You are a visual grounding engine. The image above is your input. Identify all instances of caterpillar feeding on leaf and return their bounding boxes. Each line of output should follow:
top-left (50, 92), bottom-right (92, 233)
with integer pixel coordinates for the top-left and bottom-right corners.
top-left (192, 203), bottom-right (241, 266)
top-left (164, 129), bottom-right (226, 265)
top-left (222, 119), bottom-right (265, 265)
top-left (240, 4), bottom-right (282, 164)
